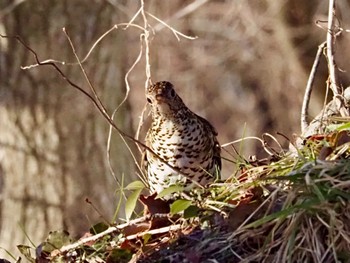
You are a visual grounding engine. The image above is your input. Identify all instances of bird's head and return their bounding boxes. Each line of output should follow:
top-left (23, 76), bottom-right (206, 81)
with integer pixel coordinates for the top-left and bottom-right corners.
top-left (146, 81), bottom-right (185, 115)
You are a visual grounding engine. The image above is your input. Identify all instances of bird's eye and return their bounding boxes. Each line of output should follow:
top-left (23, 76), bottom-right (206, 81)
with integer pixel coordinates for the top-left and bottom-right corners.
top-left (147, 98), bottom-right (152, 104)
top-left (170, 89), bottom-right (175, 98)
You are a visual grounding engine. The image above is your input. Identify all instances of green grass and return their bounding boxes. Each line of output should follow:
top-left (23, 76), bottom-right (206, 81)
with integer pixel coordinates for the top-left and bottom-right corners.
top-left (18, 128), bottom-right (350, 262)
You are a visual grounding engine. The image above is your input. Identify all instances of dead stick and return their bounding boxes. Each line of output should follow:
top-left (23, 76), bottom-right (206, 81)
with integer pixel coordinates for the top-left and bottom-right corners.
top-left (301, 41), bottom-right (326, 133)
top-left (58, 216), bottom-right (149, 253)
top-left (0, 33), bottom-right (205, 187)
top-left (120, 224), bottom-right (181, 243)
top-left (326, 0), bottom-right (348, 116)
top-left (57, 218), bottom-right (181, 255)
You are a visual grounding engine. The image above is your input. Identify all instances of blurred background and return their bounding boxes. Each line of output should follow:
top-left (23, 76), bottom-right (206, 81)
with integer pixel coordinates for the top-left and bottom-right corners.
top-left (1, 0), bottom-right (350, 259)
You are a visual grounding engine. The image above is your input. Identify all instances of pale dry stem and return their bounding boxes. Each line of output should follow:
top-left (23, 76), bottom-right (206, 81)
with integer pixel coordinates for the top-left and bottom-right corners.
top-left (326, 0), bottom-right (349, 117)
top-left (0, 0), bottom-right (202, 190)
top-left (301, 41), bottom-right (326, 133)
top-left (221, 133), bottom-right (283, 158)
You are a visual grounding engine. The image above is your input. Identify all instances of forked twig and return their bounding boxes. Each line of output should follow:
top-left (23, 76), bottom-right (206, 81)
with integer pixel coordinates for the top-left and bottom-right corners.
top-left (56, 215), bottom-right (163, 254)
top-left (147, 12), bottom-right (198, 41)
top-left (326, 0), bottom-right (348, 117)
top-left (152, 0), bottom-right (208, 33)
top-left (221, 134), bottom-right (283, 157)
top-left (140, 0), bottom-right (152, 88)
top-left (301, 0), bottom-right (349, 134)
top-left (326, 0), bottom-right (340, 97)
top-left (0, 33), bottom-right (203, 188)
top-left (0, 0), bottom-right (202, 188)
top-left (107, 33), bottom-right (146, 185)
top-left (21, 23), bottom-right (145, 70)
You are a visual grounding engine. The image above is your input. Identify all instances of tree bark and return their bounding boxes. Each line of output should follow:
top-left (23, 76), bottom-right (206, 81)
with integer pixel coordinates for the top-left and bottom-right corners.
top-left (0, 0), bottom-right (137, 258)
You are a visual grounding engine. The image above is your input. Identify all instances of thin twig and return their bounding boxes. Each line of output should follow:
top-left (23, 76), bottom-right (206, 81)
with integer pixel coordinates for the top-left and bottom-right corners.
top-left (107, 32), bottom-right (146, 185)
top-left (21, 23), bottom-right (145, 69)
top-left (135, 103), bottom-right (148, 151)
top-left (63, 27), bottom-right (133, 187)
top-left (326, 0), bottom-right (348, 116)
top-left (221, 136), bottom-right (266, 148)
top-left (152, 0), bottom-right (208, 33)
top-left (301, 41), bottom-right (326, 133)
top-left (326, 0), bottom-right (340, 97)
top-left (262, 133), bottom-right (284, 156)
top-left (63, 28), bottom-right (110, 130)
top-left (0, 33), bottom-right (204, 188)
top-left (120, 224), bottom-right (181, 243)
top-left (140, 0), bottom-right (152, 88)
top-left (0, 1), bottom-right (202, 188)
top-left (135, 0), bottom-right (152, 155)
top-left (57, 216), bottom-right (149, 253)
top-left (147, 12), bottom-right (197, 41)
top-left (58, 219), bottom-right (181, 256)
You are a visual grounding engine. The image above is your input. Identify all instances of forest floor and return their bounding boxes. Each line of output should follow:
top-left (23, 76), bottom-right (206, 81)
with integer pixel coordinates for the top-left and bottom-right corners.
top-left (18, 121), bottom-right (350, 263)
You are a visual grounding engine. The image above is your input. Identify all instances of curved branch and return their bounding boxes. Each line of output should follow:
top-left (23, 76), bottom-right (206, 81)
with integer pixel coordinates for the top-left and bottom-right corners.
top-left (301, 41), bottom-right (326, 133)
top-left (326, 0), bottom-right (349, 116)
top-left (0, 33), bottom-right (203, 188)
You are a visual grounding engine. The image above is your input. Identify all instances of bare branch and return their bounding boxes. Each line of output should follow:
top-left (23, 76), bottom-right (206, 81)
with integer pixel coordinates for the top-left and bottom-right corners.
top-left (301, 41), bottom-right (326, 133)
top-left (63, 28), bottom-right (109, 119)
top-left (221, 134), bottom-right (281, 158)
top-left (140, 0), bottom-right (152, 89)
top-left (107, 32), bottom-right (147, 185)
top-left (57, 215), bottom-right (148, 254)
top-left (326, 0), bottom-right (340, 97)
top-left (21, 23), bottom-right (145, 69)
top-left (147, 12), bottom-right (198, 41)
top-left (0, 0), bottom-right (204, 188)
top-left (326, 0), bottom-right (349, 116)
top-left (0, 33), bottom-right (203, 188)
top-left (152, 0), bottom-right (208, 32)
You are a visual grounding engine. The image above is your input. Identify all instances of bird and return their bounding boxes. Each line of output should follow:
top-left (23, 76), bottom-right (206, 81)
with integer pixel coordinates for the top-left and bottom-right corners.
top-left (143, 81), bottom-right (221, 197)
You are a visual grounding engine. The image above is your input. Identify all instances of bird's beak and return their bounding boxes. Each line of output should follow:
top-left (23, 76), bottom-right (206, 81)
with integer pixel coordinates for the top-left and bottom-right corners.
top-left (155, 88), bottom-right (166, 102)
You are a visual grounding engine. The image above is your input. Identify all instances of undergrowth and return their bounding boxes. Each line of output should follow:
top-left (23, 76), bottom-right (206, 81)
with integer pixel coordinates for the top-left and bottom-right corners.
top-left (14, 123), bottom-right (350, 263)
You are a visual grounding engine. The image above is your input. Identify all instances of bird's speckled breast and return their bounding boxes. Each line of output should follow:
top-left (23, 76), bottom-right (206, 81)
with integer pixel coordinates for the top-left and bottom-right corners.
top-left (147, 113), bottom-right (216, 194)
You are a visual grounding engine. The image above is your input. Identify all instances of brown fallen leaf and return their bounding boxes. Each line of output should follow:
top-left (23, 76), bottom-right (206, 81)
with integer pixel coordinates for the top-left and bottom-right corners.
top-left (122, 221), bottom-right (151, 237)
top-left (318, 146), bottom-right (333, 160)
top-left (227, 201), bottom-right (263, 231)
top-left (335, 130), bottom-right (350, 147)
top-left (139, 194), bottom-right (171, 215)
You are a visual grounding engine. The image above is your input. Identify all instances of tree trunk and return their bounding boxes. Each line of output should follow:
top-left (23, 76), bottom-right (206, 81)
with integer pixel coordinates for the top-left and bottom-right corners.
top-left (0, 0), bottom-right (137, 258)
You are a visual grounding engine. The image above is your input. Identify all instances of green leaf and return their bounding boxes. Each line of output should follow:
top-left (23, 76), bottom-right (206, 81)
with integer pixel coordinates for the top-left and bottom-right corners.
top-left (125, 188), bottom-right (143, 221)
top-left (125, 180), bottom-right (145, 190)
top-left (17, 245), bottom-right (35, 263)
top-left (156, 185), bottom-right (184, 199)
top-left (90, 222), bottom-right (109, 234)
top-left (245, 199), bottom-right (320, 229)
top-left (107, 248), bottom-right (132, 262)
top-left (334, 122), bottom-right (350, 131)
top-left (142, 233), bottom-right (152, 244)
top-left (245, 206), bottom-right (296, 228)
top-left (41, 230), bottom-right (71, 253)
top-left (183, 205), bottom-right (199, 218)
top-left (170, 199), bottom-right (192, 215)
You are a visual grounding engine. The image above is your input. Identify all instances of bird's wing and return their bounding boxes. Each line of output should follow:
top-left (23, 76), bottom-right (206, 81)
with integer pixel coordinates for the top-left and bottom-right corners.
top-left (195, 113), bottom-right (218, 136)
top-left (141, 149), bottom-right (148, 172)
top-left (196, 113), bottom-right (222, 172)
